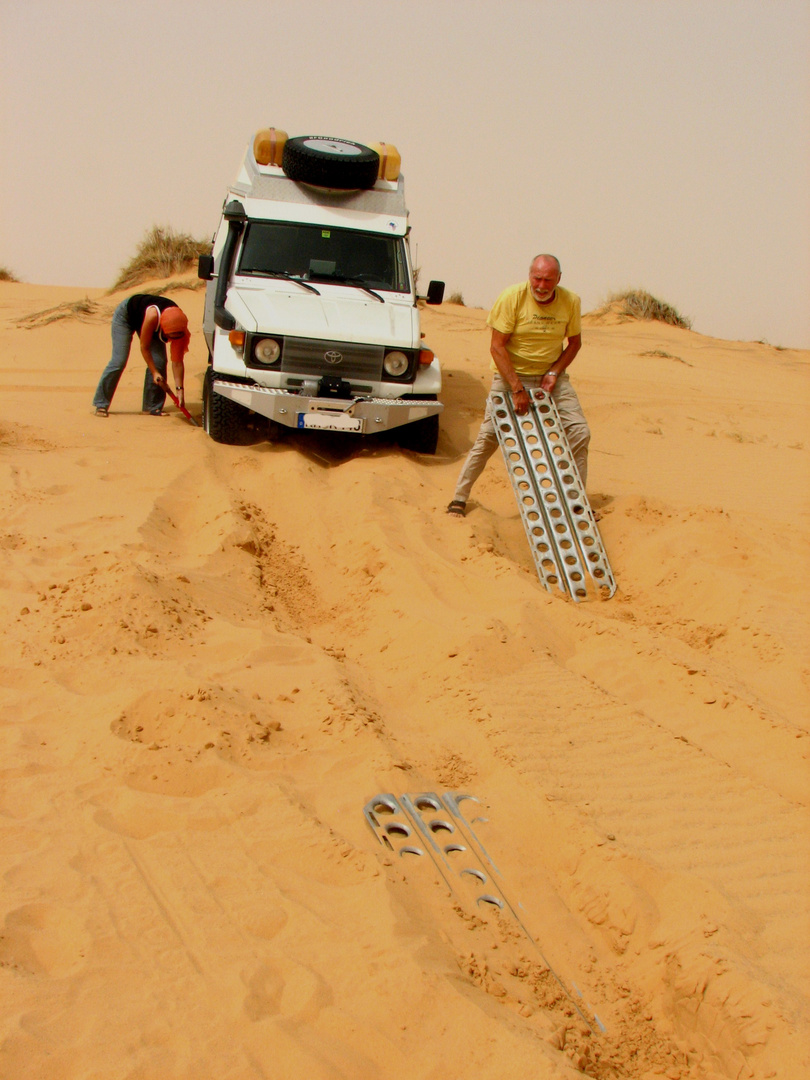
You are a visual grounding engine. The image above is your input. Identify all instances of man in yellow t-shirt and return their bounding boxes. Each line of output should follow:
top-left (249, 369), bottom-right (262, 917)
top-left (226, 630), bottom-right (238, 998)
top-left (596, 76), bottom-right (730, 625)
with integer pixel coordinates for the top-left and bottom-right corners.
top-left (447, 254), bottom-right (590, 516)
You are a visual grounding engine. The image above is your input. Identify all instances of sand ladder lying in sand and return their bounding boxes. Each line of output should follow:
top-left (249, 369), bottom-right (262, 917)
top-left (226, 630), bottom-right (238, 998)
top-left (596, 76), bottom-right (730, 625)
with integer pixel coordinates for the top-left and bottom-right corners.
top-left (363, 791), bottom-right (604, 1033)
top-left (492, 388), bottom-right (616, 602)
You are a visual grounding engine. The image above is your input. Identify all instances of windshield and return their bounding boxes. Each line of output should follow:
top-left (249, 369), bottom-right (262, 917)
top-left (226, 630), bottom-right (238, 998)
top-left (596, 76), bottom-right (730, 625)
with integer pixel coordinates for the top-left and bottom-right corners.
top-left (238, 221), bottom-right (410, 293)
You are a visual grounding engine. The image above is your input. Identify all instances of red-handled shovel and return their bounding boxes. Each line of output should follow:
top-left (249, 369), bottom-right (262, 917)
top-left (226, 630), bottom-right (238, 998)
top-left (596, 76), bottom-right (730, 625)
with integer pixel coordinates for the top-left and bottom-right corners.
top-left (165, 387), bottom-right (199, 426)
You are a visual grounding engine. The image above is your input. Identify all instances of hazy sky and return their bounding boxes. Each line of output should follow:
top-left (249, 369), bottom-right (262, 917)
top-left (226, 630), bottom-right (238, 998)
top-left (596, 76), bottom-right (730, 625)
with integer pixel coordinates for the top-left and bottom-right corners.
top-left (2, 0), bottom-right (809, 347)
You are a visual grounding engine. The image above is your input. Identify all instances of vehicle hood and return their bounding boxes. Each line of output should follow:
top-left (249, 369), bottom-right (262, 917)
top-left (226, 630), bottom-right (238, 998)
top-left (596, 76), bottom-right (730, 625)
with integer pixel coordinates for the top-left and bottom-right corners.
top-left (227, 285), bottom-right (418, 347)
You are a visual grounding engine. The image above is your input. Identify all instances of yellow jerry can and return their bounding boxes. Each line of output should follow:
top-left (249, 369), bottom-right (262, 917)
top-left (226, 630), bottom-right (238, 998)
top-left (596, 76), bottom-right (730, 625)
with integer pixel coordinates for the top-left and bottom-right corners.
top-left (368, 142), bottom-right (401, 181)
top-left (253, 128), bottom-right (288, 167)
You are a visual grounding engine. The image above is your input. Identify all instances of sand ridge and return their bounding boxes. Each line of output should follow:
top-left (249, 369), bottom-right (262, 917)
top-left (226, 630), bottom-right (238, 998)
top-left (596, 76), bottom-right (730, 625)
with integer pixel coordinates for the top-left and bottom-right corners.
top-left (0, 280), bottom-right (808, 1078)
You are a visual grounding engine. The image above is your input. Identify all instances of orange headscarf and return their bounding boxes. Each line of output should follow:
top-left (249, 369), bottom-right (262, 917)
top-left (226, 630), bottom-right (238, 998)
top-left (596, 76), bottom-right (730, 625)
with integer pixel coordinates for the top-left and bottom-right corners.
top-left (160, 306), bottom-right (190, 360)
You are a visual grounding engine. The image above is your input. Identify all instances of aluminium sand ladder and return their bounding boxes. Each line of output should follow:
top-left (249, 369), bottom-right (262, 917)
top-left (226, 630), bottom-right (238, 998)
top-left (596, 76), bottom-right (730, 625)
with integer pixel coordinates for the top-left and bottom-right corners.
top-left (491, 388), bottom-right (616, 602)
top-left (363, 791), bottom-right (603, 1032)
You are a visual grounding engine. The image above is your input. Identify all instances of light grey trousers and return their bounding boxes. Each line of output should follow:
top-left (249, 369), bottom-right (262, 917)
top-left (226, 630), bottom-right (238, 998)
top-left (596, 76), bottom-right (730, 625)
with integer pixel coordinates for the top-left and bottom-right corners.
top-left (452, 372), bottom-right (590, 504)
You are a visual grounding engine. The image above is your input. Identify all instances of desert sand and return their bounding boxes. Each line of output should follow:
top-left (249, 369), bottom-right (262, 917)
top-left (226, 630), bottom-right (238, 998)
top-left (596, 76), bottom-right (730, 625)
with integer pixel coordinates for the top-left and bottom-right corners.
top-left (0, 278), bottom-right (808, 1080)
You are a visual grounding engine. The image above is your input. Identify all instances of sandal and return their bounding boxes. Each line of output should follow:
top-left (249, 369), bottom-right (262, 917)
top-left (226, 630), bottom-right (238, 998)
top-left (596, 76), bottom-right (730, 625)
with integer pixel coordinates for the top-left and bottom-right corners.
top-left (94, 406), bottom-right (109, 417)
top-left (446, 500), bottom-right (466, 517)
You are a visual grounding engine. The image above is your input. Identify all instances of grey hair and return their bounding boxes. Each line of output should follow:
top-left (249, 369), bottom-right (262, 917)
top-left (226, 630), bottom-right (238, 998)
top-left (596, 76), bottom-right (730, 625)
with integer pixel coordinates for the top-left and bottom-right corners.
top-left (530, 254), bottom-right (561, 274)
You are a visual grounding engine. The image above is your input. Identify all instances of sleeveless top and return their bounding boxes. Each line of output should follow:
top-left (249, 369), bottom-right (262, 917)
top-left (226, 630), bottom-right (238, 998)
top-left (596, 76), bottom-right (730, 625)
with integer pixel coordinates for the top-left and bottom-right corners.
top-left (125, 295), bottom-right (178, 337)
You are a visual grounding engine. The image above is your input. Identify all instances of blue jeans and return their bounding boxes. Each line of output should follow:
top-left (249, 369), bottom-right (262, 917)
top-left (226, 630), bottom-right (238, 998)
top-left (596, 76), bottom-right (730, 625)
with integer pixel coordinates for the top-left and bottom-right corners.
top-left (92, 300), bottom-right (167, 413)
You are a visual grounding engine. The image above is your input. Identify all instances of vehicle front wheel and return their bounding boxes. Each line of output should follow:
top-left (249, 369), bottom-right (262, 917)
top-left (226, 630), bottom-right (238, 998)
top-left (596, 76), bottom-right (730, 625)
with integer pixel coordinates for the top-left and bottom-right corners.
top-left (203, 368), bottom-right (244, 444)
top-left (398, 414), bottom-right (439, 455)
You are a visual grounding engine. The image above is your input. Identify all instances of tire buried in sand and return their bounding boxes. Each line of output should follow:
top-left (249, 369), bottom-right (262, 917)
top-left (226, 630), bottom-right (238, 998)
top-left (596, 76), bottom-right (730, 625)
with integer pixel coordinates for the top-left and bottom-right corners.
top-left (397, 412), bottom-right (440, 455)
top-left (203, 367), bottom-right (243, 445)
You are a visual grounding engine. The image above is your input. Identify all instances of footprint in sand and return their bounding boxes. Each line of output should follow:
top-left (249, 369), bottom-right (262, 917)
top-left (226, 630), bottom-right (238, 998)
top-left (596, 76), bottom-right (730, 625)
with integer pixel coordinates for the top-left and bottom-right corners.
top-left (241, 959), bottom-right (327, 1024)
top-left (0, 902), bottom-right (90, 978)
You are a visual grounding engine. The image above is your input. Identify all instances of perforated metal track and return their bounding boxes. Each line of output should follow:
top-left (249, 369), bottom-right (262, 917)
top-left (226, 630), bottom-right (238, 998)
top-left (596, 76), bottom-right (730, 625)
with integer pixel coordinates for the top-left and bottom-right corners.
top-left (363, 791), bottom-right (602, 1032)
top-left (492, 388), bottom-right (616, 602)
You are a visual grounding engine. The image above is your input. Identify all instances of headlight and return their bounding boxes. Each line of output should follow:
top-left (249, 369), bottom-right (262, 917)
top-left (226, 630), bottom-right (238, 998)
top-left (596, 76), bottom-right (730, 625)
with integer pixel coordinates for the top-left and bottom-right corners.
top-left (253, 338), bottom-right (281, 365)
top-left (383, 350), bottom-right (409, 376)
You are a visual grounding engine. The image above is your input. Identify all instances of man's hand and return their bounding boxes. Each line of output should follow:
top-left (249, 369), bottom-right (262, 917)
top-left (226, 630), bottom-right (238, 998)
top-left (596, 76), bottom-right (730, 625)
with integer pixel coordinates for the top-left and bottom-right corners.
top-left (512, 385), bottom-right (530, 415)
top-left (514, 386), bottom-right (533, 414)
top-left (540, 370), bottom-right (559, 394)
top-left (153, 371), bottom-right (167, 389)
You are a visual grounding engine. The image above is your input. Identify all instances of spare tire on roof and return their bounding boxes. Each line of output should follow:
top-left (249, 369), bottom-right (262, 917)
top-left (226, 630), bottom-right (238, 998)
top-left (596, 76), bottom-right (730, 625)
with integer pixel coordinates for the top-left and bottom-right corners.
top-left (282, 136), bottom-right (380, 190)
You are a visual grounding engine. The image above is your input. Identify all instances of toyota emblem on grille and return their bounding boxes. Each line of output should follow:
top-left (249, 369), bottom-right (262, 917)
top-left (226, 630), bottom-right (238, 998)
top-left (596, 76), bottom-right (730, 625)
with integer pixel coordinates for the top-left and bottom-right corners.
top-left (324, 350), bottom-right (343, 365)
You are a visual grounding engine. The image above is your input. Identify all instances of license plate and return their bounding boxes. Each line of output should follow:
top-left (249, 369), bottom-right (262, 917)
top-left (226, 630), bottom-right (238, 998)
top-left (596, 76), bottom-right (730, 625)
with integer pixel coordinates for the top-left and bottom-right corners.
top-left (298, 411), bottom-right (363, 433)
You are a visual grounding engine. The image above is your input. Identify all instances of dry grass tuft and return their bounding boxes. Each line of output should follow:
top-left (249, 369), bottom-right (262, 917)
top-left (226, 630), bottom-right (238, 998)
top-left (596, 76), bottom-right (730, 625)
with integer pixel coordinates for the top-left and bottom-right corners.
top-left (447, 291), bottom-right (465, 306)
top-left (591, 289), bottom-right (692, 329)
top-left (112, 226), bottom-right (211, 292)
top-left (151, 279), bottom-right (206, 295)
top-left (16, 298), bottom-right (103, 330)
top-left (0, 266), bottom-right (20, 283)
top-left (639, 348), bottom-right (692, 366)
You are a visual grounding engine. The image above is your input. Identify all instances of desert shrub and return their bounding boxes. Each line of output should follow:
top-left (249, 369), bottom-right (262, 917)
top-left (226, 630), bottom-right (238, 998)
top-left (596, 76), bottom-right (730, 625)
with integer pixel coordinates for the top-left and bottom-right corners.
top-left (112, 226), bottom-right (211, 291)
top-left (594, 289), bottom-right (692, 329)
top-left (0, 266), bottom-right (20, 282)
top-left (16, 298), bottom-right (101, 329)
top-left (447, 291), bottom-right (465, 305)
top-left (639, 348), bottom-right (692, 366)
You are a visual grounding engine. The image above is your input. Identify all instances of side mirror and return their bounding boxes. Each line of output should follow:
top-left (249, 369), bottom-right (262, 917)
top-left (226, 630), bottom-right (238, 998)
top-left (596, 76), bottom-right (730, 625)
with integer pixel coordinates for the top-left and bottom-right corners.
top-left (198, 254), bottom-right (214, 281)
top-left (426, 280), bottom-right (445, 305)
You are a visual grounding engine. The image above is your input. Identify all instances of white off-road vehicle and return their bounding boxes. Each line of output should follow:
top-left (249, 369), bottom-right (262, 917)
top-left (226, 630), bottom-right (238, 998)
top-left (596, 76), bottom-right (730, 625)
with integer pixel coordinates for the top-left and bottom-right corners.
top-left (198, 130), bottom-right (445, 452)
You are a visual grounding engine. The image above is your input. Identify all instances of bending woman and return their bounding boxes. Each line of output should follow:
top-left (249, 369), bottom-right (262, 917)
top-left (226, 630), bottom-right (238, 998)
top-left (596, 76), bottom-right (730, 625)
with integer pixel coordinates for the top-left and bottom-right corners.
top-left (93, 294), bottom-right (190, 416)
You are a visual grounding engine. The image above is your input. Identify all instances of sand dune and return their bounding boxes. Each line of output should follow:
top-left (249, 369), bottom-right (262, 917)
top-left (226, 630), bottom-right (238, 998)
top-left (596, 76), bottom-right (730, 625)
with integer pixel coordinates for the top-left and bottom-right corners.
top-left (0, 279), bottom-right (807, 1079)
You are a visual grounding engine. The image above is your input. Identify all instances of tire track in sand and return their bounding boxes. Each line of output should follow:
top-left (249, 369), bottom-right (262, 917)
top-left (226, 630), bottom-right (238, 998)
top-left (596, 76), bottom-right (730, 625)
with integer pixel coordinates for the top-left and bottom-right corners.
top-left (462, 638), bottom-right (809, 1066)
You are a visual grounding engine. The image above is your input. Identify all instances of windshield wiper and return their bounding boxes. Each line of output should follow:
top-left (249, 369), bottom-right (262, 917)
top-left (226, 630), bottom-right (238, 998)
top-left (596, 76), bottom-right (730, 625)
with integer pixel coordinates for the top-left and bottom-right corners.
top-left (310, 274), bottom-right (384, 303)
top-left (246, 270), bottom-right (321, 294)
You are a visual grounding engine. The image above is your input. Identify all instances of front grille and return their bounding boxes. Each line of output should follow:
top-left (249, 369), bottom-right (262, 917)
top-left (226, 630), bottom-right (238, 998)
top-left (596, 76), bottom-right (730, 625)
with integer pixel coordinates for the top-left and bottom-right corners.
top-left (281, 338), bottom-right (383, 381)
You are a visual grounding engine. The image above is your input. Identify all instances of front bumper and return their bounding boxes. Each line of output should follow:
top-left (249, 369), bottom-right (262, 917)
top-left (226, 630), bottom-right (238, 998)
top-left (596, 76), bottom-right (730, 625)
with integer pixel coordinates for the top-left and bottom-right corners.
top-left (212, 379), bottom-right (442, 434)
